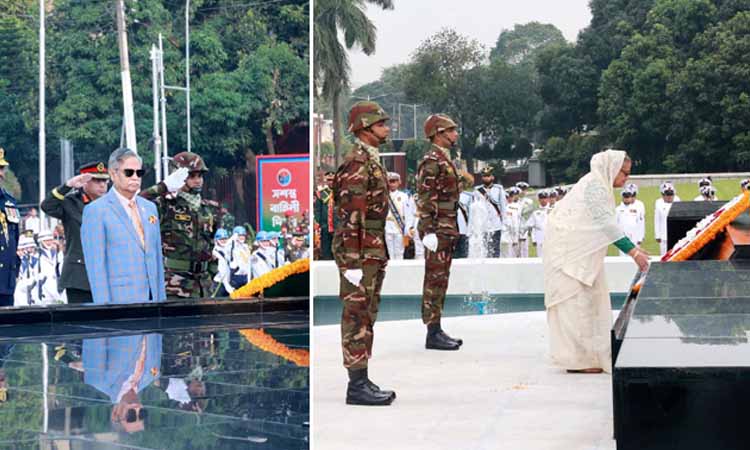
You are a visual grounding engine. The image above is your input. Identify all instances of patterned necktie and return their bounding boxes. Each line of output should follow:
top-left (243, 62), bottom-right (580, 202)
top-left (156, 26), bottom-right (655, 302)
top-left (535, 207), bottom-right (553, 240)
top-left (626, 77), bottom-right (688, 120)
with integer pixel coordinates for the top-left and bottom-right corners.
top-left (129, 200), bottom-right (145, 247)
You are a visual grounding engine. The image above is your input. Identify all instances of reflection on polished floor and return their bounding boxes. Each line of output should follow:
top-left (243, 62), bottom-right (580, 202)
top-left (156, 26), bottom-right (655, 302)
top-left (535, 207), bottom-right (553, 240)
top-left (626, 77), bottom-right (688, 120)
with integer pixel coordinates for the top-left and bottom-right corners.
top-left (0, 311), bottom-right (309, 450)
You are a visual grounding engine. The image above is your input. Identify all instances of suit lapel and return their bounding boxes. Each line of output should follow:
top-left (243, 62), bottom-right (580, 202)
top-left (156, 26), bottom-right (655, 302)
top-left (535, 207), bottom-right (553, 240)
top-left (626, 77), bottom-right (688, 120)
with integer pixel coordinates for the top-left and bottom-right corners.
top-left (107, 190), bottom-right (144, 251)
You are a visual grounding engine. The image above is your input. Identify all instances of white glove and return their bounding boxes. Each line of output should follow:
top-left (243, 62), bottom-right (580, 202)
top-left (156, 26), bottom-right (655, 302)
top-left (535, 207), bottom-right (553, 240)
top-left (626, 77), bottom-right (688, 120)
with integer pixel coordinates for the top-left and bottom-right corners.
top-left (164, 167), bottom-right (189, 193)
top-left (343, 269), bottom-right (363, 286)
top-left (423, 233), bottom-right (438, 252)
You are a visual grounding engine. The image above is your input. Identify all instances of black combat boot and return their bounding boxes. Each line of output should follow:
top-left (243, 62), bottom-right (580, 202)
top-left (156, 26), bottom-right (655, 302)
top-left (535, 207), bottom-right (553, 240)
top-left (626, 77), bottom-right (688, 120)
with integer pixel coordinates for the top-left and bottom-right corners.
top-left (362, 367), bottom-right (396, 400)
top-left (425, 322), bottom-right (461, 350)
top-left (346, 368), bottom-right (396, 406)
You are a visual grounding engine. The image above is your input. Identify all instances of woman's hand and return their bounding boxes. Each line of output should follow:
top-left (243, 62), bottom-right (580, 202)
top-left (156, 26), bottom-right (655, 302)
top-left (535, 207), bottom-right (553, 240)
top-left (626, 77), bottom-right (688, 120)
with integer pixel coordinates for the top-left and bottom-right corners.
top-left (628, 247), bottom-right (650, 272)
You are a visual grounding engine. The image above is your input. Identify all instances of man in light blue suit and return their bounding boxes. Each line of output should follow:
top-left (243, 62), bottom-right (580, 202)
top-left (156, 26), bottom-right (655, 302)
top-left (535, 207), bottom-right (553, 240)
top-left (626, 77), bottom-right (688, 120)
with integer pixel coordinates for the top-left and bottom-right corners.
top-left (82, 333), bottom-right (162, 433)
top-left (82, 148), bottom-right (166, 304)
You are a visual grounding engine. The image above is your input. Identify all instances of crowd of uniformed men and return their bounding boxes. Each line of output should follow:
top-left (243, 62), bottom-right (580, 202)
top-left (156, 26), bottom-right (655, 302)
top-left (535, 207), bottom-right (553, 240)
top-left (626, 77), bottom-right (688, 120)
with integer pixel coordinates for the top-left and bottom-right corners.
top-left (0, 148), bottom-right (309, 307)
top-left (314, 100), bottom-right (750, 407)
top-left (317, 165), bottom-right (750, 262)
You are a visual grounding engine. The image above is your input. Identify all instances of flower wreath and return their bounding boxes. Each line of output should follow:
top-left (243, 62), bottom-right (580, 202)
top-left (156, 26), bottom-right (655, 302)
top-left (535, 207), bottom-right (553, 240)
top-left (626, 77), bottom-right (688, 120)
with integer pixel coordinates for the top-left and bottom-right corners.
top-left (230, 258), bottom-right (310, 299)
top-left (662, 191), bottom-right (750, 262)
top-left (239, 329), bottom-right (309, 367)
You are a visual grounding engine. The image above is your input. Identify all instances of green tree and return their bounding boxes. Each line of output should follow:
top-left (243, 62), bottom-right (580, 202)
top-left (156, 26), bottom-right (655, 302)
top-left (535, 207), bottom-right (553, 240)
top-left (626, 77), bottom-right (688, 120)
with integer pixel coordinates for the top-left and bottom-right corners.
top-left (314, 0), bottom-right (394, 166)
top-left (490, 22), bottom-right (566, 65)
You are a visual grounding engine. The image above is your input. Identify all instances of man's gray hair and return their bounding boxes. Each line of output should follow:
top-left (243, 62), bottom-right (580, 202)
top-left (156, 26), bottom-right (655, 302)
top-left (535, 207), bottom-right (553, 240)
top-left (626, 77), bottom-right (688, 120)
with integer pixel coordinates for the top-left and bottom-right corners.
top-left (108, 148), bottom-right (142, 171)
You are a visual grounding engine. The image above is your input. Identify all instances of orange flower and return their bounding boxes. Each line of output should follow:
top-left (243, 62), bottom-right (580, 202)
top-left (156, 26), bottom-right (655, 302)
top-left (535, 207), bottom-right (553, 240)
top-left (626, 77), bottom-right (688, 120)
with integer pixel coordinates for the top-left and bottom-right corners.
top-left (663, 191), bottom-right (750, 262)
top-left (230, 258), bottom-right (310, 299)
top-left (239, 328), bottom-right (309, 367)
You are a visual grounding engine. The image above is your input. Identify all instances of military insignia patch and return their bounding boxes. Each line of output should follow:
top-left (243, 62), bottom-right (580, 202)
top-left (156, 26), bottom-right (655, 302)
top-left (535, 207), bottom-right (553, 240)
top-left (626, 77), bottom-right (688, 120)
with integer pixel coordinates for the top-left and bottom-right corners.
top-left (150, 367), bottom-right (159, 376)
top-left (96, 162), bottom-right (105, 172)
top-left (4, 203), bottom-right (19, 223)
top-left (149, 215), bottom-right (157, 224)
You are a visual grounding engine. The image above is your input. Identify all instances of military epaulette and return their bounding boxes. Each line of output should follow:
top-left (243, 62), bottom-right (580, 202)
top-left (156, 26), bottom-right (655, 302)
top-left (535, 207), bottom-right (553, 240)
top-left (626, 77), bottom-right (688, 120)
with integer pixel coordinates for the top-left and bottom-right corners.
top-left (423, 150), bottom-right (440, 162)
top-left (348, 146), bottom-right (368, 164)
top-left (203, 199), bottom-right (220, 207)
top-left (0, 188), bottom-right (15, 201)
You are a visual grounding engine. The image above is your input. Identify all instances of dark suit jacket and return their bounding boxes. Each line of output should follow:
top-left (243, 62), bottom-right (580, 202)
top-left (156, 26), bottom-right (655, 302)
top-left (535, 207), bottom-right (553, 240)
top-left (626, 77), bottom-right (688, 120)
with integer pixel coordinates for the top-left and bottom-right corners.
top-left (40, 184), bottom-right (91, 292)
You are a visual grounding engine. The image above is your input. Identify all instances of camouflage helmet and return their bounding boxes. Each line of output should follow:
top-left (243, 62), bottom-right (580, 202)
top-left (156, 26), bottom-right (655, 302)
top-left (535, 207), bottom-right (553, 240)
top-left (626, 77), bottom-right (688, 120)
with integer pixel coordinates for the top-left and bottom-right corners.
top-left (172, 151), bottom-right (208, 172)
top-left (347, 101), bottom-right (389, 133)
top-left (424, 114), bottom-right (458, 138)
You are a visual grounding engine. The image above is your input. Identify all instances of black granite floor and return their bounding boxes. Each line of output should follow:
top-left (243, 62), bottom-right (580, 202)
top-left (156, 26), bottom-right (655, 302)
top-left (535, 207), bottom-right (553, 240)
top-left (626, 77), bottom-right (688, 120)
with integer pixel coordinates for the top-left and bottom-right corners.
top-left (0, 311), bottom-right (309, 449)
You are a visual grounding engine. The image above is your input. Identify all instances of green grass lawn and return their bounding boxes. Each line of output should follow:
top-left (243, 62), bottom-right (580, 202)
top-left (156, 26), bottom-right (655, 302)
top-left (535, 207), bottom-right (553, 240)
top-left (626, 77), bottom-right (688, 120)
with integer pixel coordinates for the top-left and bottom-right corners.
top-left (523, 178), bottom-right (746, 258)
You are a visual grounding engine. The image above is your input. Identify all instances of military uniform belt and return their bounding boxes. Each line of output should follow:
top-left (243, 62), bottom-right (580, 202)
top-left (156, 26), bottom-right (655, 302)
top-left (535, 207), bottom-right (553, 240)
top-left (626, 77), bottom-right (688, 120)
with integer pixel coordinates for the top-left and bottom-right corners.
top-left (164, 258), bottom-right (208, 273)
top-left (363, 219), bottom-right (385, 229)
top-left (438, 201), bottom-right (457, 210)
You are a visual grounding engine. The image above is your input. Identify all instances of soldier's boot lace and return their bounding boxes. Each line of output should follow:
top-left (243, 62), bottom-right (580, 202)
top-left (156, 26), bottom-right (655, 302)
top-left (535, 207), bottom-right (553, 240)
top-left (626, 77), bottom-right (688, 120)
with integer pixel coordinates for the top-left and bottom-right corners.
top-left (425, 322), bottom-right (461, 350)
top-left (346, 368), bottom-right (395, 406)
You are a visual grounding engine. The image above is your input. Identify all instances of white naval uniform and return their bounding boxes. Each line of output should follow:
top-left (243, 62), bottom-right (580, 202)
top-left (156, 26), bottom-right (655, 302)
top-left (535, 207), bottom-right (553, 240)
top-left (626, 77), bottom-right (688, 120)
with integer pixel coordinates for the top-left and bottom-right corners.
top-left (457, 191), bottom-right (473, 237)
top-left (501, 201), bottom-right (522, 258)
top-left (38, 247), bottom-right (64, 305)
top-left (250, 248), bottom-right (275, 279)
top-left (385, 190), bottom-right (415, 260)
top-left (14, 254), bottom-right (40, 306)
top-left (472, 184), bottom-right (507, 233)
top-left (693, 195), bottom-right (717, 201)
top-left (518, 197), bottom-right (534, 257)
top-left (525, 205), bottom-right (549, 257)
top-left (616, 202), bottom-right (645, 255)
top-left (473, 184), bottom-right (507, 257)
top-left (212, 243), bottom-right (234, 294)
top-left (654, 196), bottom-right (681, 256)
top-left (229, 239), bottom-right (252, 277)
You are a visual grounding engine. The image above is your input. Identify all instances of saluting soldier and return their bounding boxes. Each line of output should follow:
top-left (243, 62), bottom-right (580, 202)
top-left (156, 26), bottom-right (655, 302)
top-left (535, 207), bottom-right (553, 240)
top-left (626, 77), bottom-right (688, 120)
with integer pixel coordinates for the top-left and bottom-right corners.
top-left (140, 152), bottom-right (225, 299)
top-left (417, 114), bottom-right (464, 351)
top-left (332, 101), bottom-right (396, 406)
top-left (41, 161), bottom-right (110, 303)
top-left (0, 148), bottom-right (22, 307)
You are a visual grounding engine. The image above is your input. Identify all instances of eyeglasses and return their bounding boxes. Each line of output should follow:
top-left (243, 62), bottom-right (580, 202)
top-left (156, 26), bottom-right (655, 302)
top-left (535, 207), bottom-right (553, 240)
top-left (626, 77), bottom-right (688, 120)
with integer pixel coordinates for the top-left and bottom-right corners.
top-left (125, 407), bottom-right (147, 423)
top-left (122, 169), bottom-right (145, 178)
top-left (622, 193), bottom-right (634, 198)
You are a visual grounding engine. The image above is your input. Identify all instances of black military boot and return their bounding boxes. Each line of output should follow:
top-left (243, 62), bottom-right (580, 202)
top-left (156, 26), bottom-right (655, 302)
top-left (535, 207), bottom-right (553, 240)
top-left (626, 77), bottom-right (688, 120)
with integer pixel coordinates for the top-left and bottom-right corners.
top-left (425, 322), bottom-right (461, 350)
top-left (362, 368), bottom-right (396, 400)
top-left (346, 368), bottom-right (396, 406)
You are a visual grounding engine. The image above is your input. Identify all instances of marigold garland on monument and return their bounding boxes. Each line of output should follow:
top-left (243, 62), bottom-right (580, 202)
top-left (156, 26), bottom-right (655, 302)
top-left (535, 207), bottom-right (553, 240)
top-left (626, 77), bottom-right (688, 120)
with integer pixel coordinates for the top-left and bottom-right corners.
top-left (230, 258), bottom-right (310, 299)
top-left (239, 329), bottom-right (309, 367)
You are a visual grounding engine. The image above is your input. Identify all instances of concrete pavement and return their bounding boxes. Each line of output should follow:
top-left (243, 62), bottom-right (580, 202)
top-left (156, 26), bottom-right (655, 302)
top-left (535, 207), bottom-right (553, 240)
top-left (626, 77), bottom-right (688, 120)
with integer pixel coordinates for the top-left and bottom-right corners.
top-left (313, 311), bottom-right (618, 450)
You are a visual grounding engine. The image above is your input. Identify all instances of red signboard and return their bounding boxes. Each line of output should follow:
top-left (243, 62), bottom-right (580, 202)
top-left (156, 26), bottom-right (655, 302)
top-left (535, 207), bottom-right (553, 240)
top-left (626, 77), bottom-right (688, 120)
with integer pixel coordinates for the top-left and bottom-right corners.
top-left (256, 154), bottom-right (310, 232)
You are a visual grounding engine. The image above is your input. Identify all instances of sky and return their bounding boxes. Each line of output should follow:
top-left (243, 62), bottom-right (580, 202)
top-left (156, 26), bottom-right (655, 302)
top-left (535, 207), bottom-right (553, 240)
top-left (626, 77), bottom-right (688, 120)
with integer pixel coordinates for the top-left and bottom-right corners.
top-left (348, 0), bottom-right (593, 88)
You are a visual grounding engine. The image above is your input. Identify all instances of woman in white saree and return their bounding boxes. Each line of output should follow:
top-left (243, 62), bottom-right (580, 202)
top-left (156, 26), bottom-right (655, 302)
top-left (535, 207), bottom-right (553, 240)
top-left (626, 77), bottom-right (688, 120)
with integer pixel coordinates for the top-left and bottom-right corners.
top-left (543, 150), bottom-right (650, 373)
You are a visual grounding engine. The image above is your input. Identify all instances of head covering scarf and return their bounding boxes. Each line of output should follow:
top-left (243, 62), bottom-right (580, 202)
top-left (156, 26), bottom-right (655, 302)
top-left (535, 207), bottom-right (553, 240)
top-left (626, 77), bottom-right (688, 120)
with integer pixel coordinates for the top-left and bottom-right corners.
top-left (544, 150), bottom-right (627, 307)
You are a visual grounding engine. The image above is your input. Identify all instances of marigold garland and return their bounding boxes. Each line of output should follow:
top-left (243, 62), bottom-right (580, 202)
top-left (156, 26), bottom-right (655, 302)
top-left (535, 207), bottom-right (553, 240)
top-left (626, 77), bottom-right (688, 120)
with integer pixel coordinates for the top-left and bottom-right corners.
top-left (662, 191), bottom-right (750, 262)
top-left (230, 258), bottom-right (310, 299)
top-left (239, 328), bottom-right (309, 367)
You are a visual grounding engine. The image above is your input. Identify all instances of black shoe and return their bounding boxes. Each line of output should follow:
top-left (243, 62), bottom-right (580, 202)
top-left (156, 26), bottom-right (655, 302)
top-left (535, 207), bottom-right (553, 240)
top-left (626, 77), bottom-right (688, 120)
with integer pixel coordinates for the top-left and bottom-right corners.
top-left (346, 369), bottom-right (396, 406)
top-left (443, 331), bottom-right (463, 347)
top-left (426, 323), bottom-right (461, 350)
top-left (362, 368), bottom-right (396, 401)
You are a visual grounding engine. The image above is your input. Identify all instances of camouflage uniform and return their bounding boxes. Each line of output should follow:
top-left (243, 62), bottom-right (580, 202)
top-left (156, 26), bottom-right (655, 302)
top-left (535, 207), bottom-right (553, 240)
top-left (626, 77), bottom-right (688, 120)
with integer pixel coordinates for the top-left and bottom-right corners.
top-left (332, 104), bottom-right (390, 370)
top-left (140, 153), bottom-right (225, 299)
top-left (417, 116), bottom-right (460, 325)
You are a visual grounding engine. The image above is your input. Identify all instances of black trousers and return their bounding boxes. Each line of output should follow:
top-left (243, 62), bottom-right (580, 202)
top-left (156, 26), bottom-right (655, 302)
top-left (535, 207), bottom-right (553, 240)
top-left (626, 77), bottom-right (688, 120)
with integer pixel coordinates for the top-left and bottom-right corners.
top-left (454, 235), bottom-right (469, 258)
top-left (0, 294), bottom-right (12, 307)
top-left (66, 288), bottom-right (93, 304)
top-left (488, 230), bottom-right (502, 258)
